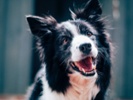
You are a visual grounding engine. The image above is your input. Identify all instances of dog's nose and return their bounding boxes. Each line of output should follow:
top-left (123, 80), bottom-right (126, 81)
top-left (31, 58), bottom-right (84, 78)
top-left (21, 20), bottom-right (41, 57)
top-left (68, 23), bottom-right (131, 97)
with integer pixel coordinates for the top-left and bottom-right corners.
top-left (79, 43), bottom-right (91, 54)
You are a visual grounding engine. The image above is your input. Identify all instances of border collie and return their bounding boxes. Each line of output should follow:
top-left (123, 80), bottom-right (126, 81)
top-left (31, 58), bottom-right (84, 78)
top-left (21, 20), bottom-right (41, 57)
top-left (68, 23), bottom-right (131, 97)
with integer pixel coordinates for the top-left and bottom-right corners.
top-left (26, 0), bottom-right (111, 100)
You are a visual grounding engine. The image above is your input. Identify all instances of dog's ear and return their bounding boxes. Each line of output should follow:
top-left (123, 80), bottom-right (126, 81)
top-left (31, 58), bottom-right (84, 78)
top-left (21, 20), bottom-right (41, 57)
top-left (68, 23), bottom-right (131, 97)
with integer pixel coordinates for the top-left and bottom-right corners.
top-left (71, 0), bottom-right (102, 21)
top-left (26, 15), bottom-right (57, 37)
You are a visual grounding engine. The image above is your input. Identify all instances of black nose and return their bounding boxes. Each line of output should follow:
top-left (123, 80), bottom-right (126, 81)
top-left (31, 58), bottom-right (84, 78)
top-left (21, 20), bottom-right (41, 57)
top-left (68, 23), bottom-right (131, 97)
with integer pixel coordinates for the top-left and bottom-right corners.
top-left (79, 43), bottom-right (91, 54)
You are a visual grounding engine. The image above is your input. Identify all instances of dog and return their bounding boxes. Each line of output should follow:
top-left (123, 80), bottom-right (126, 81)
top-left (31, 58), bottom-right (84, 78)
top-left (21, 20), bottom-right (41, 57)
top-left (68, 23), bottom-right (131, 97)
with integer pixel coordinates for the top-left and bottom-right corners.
top-left (26, 0), bottom-right (112, 100)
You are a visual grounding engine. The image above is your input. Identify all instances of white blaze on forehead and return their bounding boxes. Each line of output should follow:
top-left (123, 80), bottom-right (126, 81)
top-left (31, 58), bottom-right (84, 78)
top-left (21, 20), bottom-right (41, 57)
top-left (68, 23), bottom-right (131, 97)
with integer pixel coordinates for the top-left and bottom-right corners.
top-left (60, 21), bottom-right (79, 36)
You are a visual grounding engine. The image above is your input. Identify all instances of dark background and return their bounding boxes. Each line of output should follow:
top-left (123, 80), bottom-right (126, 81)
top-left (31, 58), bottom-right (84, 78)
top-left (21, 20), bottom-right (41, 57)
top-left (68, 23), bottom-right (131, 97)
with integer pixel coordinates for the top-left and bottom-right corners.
top-left (0, 0), bottom-right (133, 99)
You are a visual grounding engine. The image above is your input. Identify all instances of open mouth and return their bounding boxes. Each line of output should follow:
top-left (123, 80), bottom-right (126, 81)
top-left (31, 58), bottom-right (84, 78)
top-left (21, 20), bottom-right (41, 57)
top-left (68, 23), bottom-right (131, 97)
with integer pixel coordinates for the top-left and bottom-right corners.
top-left (69, 57), bottom-right (96, 76)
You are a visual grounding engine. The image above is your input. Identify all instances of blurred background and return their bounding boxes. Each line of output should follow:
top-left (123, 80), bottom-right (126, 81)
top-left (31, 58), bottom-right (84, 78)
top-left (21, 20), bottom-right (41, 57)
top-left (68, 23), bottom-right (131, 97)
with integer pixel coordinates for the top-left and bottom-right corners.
top-left (0, 0), bottom-right (133, 100)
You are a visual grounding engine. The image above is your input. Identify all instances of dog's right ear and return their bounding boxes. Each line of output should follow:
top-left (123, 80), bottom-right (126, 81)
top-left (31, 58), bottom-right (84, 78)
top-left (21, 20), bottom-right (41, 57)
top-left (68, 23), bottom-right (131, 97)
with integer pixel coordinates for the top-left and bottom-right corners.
top-left (26, 15), bottom-right (57, 37)
top-left (70, 0), bottom-right (102, 21)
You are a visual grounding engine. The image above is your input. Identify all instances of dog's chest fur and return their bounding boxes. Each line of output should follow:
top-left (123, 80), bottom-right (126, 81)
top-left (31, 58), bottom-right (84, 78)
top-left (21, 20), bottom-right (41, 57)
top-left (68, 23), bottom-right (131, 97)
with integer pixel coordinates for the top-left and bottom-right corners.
top-left (67, 73), bottom-right (99, 100)
top-left (40, 71), bottom-right (99, 100)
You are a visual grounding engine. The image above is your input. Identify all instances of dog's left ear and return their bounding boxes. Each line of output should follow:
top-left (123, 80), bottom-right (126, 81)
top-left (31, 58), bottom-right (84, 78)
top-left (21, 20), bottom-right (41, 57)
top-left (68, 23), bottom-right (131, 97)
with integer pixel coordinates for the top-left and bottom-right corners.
top-left (71, 0), bottom-right (102, 21)
top-left (26, 15), bottom-right (57, 37)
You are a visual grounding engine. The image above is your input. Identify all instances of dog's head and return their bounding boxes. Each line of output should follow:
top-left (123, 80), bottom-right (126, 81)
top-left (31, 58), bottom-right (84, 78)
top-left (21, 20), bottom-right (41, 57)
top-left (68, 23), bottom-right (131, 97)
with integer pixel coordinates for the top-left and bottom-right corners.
top-left (27, 0), bottom-right (111, 92)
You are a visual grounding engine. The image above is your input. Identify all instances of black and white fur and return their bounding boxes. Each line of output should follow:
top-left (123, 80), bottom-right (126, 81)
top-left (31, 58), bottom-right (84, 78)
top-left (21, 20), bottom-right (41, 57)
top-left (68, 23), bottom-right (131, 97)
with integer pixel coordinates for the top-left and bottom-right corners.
top-left (26, 0), bottom-right (111, 100)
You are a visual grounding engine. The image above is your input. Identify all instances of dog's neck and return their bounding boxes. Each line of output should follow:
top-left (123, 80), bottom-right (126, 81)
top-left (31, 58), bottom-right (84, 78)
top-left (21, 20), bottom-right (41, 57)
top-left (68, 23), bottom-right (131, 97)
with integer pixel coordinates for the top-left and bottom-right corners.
top-left (65, 72), bottom-right (99, 100)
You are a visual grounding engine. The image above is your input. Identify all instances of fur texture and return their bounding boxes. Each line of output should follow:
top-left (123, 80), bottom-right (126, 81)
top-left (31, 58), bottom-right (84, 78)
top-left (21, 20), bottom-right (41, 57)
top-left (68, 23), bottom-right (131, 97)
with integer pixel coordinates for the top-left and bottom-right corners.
top-left (26, 0), bottom-right (111, 100)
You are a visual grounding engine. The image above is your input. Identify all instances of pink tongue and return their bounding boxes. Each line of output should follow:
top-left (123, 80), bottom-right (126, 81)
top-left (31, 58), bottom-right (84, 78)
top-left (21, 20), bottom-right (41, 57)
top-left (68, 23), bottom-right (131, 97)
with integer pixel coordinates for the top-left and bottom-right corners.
top-left (75, 57), bottom-right (93, 72)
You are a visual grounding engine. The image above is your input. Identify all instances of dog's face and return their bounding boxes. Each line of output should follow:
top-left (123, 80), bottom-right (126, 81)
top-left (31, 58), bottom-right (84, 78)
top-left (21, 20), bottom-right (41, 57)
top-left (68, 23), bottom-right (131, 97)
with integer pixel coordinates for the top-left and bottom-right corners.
top-left (55, 20), bottom-right (98, 77)
top-left (27, 0), bottom-right (110, 83)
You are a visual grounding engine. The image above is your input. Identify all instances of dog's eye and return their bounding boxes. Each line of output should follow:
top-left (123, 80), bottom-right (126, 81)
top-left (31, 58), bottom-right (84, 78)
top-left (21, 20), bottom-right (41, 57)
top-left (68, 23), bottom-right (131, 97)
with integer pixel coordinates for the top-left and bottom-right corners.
top-left (85, 30), bottom-right (93, 37)
top-left (62, 37), bottom-right (69, 44)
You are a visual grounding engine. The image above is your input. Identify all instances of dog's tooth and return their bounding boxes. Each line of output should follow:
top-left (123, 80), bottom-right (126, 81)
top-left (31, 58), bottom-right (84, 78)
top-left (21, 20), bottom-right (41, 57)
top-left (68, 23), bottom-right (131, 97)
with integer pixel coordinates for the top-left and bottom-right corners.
top-left (81, 68), bottom-right (83, 72)
top-left (89, 71), bottom-right (92, 74)
top-left (71, 62), bottom-right (75, 67)
top-left (86, 72), bottom-right (89, 74)
top-left (93, 66), bottom-right (96, 70)
top-left (82, 68), bottom-right (85, 73)
top-left (83, 69), bottom-right (85, 73)
top-left (79, 67), bottom-right (81, 71)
